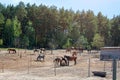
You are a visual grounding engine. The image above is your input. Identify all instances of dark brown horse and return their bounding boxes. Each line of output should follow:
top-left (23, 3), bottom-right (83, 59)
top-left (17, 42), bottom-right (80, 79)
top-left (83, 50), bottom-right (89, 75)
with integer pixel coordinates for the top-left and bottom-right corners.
top-left (37, 53), bottom-right (45, 61)
top-left (64, 52), bottom-right (77, 65)
top-left (53, 57), bottom-right (68, 67)
top-left (7, 48), bottom-right (16, 54)
top-left (53, 57), bottom-right (61, 67)
top-left (40, 48), bottom-right (46, 55)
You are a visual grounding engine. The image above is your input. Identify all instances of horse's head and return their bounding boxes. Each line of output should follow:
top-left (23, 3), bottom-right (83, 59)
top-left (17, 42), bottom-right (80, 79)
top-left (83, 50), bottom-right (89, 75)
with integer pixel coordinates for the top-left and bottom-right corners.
top-left (72, 52), bottom-right (77, 56)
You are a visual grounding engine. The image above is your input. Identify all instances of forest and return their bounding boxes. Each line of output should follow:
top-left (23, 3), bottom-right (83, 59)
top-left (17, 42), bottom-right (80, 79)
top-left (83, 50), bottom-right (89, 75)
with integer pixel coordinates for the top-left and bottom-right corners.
top-left (0, 1), bottom-right (120, 49)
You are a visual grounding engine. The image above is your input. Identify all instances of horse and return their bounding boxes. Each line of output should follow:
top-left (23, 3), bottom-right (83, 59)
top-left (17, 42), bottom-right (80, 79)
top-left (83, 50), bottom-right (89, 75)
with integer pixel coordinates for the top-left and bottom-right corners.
top-left (72, 51), bottom-right (77, 57)
top-left (66, 48), bottom-right (71, 53)
top-left (60, 57), bottom-right (68, 66)
top-left (53, 57), bottom-right (61, 67)
top-left (66, 47), bottom-right (77, 53)
top-left (7, 48), bottom-right (16, 54)
top-left (34, 49), bottom-right (39, 53)
top-left (78, 47), bottom-right (83, 53)
top-left (64, 52), bottom-right (77, 65)
top-left (64, 55), bottom-right (77, 65)
top-left (40, 48), bottom-right (45, 52)
top-left (53, 57), bottom-right (68, 67)
top-left (40, 48), bottom-right (46, 54)
top-left (37, 54), bottom-right (45, 61)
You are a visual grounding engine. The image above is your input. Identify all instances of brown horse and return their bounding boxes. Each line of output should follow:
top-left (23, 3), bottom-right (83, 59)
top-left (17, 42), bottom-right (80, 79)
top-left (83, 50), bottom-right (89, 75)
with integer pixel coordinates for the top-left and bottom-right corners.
top-left (66, 48), bottom-right (71, 53)
top-left (7, 48), bottom-right (16, 54)
top-left (64, 52), bottom-right (77, 65)
top-left (72, 51), bottom-right (77, 56)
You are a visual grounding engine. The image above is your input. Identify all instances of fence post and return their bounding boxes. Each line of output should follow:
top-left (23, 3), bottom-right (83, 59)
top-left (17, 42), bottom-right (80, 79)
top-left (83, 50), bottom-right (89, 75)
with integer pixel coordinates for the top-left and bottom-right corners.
top-left (104, 61), bottom-right (106, 71)
top-left (53, 52), bottom-right (56, 76)
top-left (2, 62), bottom-right (4, 73)
top-left (113, 58), bottom-right (117, 80)
top-left (27, 55), bottom-right (31, 74)
top-left (118, 60), bottom-right (119, 68)
top-left (54, 62), bottom-right (56, 76)
top-left (88, 50), bottom-right (91, 77)
top-left (88, 58), bottom-right (91, 77)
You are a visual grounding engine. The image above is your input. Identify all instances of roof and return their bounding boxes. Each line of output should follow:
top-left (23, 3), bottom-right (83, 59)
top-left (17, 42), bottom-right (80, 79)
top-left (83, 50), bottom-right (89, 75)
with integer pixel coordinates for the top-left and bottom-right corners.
top-left (101, 47), bottom-right (120, 50)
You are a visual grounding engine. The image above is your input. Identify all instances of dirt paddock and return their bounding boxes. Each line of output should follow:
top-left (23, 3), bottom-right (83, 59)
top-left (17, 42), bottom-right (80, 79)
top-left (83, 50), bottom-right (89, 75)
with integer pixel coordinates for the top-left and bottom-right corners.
top-left (0, 49), bottom-right (120, 80)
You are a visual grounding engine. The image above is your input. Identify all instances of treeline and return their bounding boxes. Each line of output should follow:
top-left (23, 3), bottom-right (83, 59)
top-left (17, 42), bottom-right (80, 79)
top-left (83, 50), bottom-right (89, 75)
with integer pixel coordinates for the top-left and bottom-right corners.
top-left (0, 2), bottom-right (120, 49)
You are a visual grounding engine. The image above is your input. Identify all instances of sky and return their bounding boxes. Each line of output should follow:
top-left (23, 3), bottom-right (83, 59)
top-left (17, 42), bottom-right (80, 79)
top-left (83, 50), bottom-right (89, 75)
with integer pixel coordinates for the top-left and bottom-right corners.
top-left (0, 0), bottom-right (120, 19)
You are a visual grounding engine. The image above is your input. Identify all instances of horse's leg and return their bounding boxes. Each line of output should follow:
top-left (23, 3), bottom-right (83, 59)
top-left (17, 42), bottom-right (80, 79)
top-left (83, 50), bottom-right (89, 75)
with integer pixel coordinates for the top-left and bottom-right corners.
top-left (66, 60), bottom-right (69, 66)
top-left (43, 57), bottom-right (45, 62)
top-left (60, 61), bottom-right (61, 66)
top-left (60, 60), bottom-right (62, 66)
top-left (74, 59), bottom-right (77, 65)
top-left (65, 60), bottom-right (67, 66)
top-left (67, 60), bottom-right (69, 66)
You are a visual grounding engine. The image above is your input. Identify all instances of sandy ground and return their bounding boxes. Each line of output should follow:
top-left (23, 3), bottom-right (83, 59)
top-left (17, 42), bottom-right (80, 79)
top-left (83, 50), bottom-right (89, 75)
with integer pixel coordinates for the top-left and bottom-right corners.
top-left (0, 49), bottom-right (119, 80)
